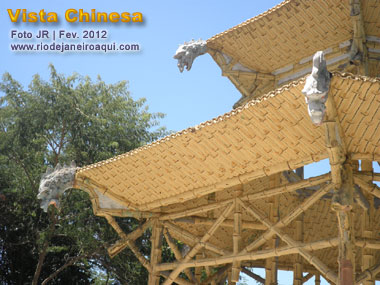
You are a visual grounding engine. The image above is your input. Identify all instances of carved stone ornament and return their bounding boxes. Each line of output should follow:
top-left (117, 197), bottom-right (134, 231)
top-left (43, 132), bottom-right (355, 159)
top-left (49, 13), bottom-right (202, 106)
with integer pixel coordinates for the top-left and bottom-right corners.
top-left (173, 39), bottom-right (207, 72)
top-left (302, 51), bottom-right (331, 125)
top-left (37, 162), bottom-right (76, 212)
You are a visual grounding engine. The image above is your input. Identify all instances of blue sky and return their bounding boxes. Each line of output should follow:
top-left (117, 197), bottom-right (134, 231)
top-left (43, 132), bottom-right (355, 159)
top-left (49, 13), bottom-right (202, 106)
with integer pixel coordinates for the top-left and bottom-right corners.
top-left (0, 0), bottom-right (282, 132)
top-left (1, 1), bottom-right (379, 284)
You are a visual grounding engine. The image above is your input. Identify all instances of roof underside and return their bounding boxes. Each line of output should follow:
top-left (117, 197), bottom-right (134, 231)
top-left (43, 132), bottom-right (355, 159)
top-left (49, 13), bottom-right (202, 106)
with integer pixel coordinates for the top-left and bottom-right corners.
top-left (206, 0), bottom-right (380, 73)
top-left (76, 73), bottom-right (380, 211)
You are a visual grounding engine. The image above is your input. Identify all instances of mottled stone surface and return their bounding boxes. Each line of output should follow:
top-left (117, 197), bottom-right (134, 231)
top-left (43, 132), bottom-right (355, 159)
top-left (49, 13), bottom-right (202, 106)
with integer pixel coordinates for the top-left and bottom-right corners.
top-left (302, 51), bottom-right (331, 125)
top-left (173, 39), bottom-right (207, 72)
top-left (37, 162), bottom-right (76, 212)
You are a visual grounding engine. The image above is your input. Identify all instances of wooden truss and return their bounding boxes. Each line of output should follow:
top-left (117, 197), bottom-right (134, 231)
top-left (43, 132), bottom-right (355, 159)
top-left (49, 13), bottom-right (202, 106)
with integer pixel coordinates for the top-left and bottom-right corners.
top-left (98, 163), bottom-right (380, 285)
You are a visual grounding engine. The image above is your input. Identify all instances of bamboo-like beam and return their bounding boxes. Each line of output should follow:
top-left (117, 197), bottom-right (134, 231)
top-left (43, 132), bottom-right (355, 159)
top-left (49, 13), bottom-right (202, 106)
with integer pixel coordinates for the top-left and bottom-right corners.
top-left (355, 239), bottom-right (380, 250)
top-left (360, 160), bottom-right (375, 285)
top-left (231, 188), bottom-right (243, 283)
top-left (163, 229), bottom-right (195, 283)
top-left (239, 200), bottom-right (338, 284)
top-left (156, 237), bottom-right (339, 272)
top-left (350, 153), bottom-right (380, 165)
top-left (265, 175), bottom-right (280, 285)
top-left (354, 171), bottom-right (380, 182)
top-left (242, 267), bottom-right (265, 284)
top-left (201, 264), bottom-right (232, 285)
top-left (104, 214), bottom-right (128, 239)
top-left (106, 219), bottom-right (153, 258)
top-left (354, 175), bottom-right (380, 199)
top-left (174, 216), bottom-right (267, 230)
top-left (104, 215), bottom-right (153, 272)
top-left (349, 0), bottom-right (369, 75)
top-left (324, 100), bottom-right (346, 188)
top-left (293, 215), bottom-right (304, 285)
top-left (128, 239), bottom-right (153, 273)
top-left (163, 203), bottom-right (234, 285)
top-left (355, 262), bottom-right (380, 285)
top-left (159, 173), bottom-right (330, 222)
top-left (315, 274), bottom-right (321, 285)
top-left (163, 221), bottom-right (229, 256)
top-left (302, 273), bottom-right (313, 283)
top-left (205, 192), bottom-right (217, 285)
top-left (149, 221), bottom-right (163, 285)
top-left (241, 184), bottom-right (331, 253)
top-left (324, 80), bottom-right (354, 285)
top-left (332, 162), bottom-right (355, 285)
top-left (160, 271), bottom-right (194, 285)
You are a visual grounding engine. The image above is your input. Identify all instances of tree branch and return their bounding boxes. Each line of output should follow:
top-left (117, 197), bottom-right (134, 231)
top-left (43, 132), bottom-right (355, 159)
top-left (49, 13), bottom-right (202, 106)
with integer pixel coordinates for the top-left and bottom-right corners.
top-left (32, 207), bottom-right (57, 285)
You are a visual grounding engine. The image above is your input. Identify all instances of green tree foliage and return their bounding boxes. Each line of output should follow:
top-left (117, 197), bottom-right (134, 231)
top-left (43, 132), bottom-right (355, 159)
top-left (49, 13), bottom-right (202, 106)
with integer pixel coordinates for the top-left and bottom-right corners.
top-left (0, 65), bottom-right (167, 284)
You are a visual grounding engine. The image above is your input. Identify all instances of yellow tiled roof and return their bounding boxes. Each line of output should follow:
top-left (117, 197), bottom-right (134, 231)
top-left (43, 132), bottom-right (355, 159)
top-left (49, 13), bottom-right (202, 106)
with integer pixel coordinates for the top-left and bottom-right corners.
top-left (207, 0), bottom-right (380, 73)
top-left (76, 73), bottom-right (380, 211)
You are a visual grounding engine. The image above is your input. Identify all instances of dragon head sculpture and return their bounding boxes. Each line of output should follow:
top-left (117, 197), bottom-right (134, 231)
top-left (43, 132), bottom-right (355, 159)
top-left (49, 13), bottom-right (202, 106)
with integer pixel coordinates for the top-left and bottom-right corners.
top-left (37, 162), bottom-right (77, 212)
top-left (302, 51), bottom-right (331, 125)
top-left (173, 39), bottom-right (207, 72)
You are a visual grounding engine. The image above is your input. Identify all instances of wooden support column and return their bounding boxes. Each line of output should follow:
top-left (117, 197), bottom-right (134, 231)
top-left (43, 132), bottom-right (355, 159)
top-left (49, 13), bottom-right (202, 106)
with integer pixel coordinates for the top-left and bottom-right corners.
top-left (349, 0), bottom-right (369, 75)
top-left (293, 215), bottom-right (304, 285)
top-left (315, 274), bottom-right (321, 285)
top-left (323, 76), bottom-right (355, 285)
top-left (265, 175), bottom-right (280, 285)
top-left (295, 169), bottom-right (304, 285)
top-left (331, 162), bottom-right (356, 285)
top-left (360, 160), bottom-right (375, 285)
top-left (231, 187), bottom-right (243, 283)
top-left (195, 253), bottom-right (203, 283)
top-left (227, 270), bottom-right (232, 284)
top-left (149, 221), bottom-right (163, 285)
top-left (197, 192), bottom-right (216, 284)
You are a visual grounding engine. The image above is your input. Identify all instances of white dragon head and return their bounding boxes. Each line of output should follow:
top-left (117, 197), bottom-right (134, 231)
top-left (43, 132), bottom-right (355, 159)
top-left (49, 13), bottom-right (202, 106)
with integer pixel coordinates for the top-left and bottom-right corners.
top-left (173, 39), bottom-right (207, 72)
top-left (302, 51), bottom-right (331, 125)
top-left (37, 162), bottom-right (77, 212)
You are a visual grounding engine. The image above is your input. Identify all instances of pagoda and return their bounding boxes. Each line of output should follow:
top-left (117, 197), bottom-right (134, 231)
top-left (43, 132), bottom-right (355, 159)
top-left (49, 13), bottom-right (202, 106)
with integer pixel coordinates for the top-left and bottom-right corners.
top-left (38, 0), bottom-right (380, 284)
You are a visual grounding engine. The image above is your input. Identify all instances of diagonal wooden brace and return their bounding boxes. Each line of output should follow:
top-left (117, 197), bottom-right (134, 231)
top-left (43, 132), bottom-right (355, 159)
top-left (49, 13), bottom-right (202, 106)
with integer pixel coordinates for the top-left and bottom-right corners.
top-left (163, 202), bottom-right (234, 285)
top-left (240, 184), bottom-right (331, 254)
top-left (238, 199), bottom-right (338, 284)
top-left (163, 228), bottom-right (196, 283)
top-left (106, 218), bottom-right (152, 258)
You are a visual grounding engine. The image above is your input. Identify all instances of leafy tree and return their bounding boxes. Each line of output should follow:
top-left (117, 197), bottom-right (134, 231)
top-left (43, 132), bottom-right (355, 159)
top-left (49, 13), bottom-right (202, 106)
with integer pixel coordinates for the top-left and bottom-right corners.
top-left (0, 65), bottom-right (167, 284)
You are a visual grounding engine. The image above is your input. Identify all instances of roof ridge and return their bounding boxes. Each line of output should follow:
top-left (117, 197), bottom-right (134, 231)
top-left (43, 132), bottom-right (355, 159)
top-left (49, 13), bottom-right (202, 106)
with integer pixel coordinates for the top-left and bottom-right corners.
top-left (332, 71), bottom-right (380, 82)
